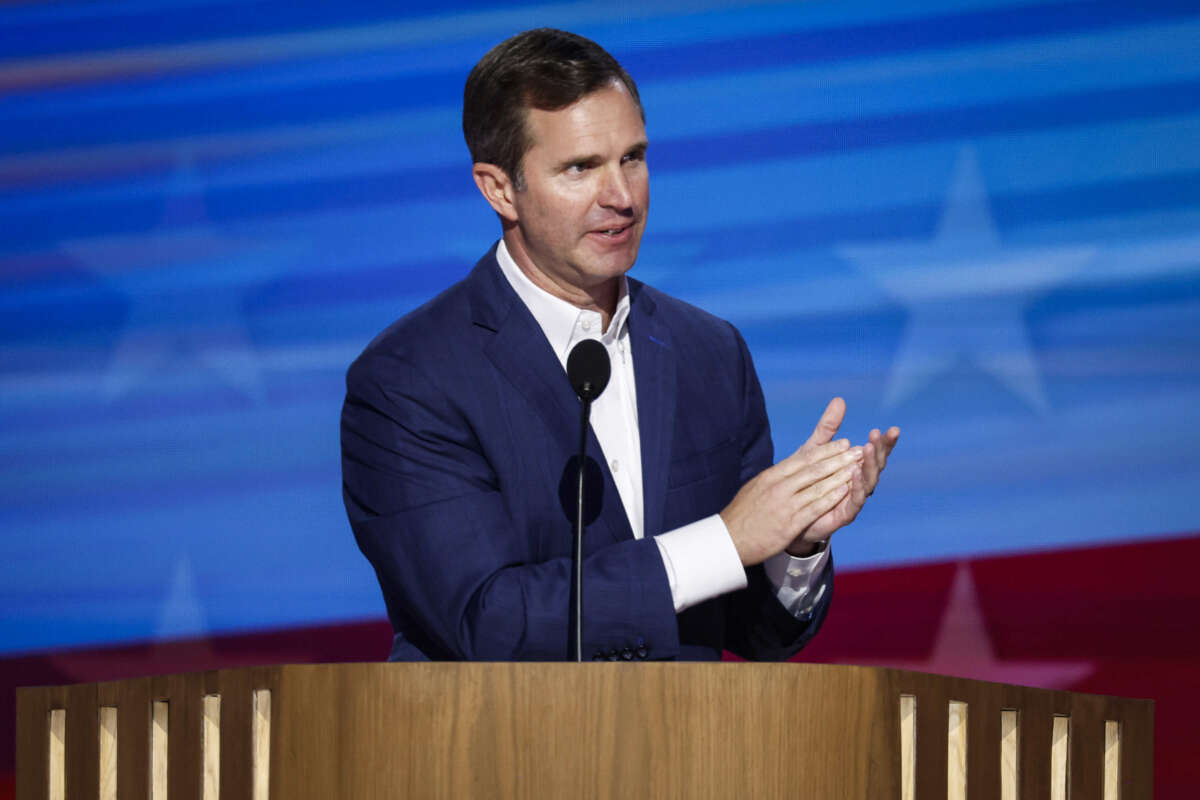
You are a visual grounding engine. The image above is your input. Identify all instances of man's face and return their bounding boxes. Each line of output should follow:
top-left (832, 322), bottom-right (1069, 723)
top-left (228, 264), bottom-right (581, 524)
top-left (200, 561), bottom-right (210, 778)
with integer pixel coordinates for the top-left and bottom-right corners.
top-left (505, 81), bottom-right (649, 298)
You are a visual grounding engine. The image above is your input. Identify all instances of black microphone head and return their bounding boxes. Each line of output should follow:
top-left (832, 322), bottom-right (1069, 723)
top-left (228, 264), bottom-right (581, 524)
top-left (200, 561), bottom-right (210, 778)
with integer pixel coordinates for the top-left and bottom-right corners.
top-left (566, 339), bottom-right (611, 402)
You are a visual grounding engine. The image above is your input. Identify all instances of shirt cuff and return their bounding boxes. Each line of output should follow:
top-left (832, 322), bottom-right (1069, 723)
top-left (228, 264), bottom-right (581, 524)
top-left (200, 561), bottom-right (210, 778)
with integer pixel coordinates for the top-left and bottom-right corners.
top-left (654, 514), bottom-right (748, 613)
top-left (763, 545), bottom-right (831, 618)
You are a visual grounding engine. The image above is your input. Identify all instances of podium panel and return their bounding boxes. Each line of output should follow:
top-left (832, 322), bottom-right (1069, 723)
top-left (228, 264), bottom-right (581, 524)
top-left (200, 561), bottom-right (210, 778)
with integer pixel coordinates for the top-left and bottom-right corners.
top-left (16, 663), bottom-right (1152, 799)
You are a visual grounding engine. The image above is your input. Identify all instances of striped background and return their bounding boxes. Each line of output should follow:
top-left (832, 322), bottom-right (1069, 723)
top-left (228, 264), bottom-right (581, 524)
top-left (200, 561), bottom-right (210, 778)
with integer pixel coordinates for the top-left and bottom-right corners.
top-left (2, 1), bottom-right (1199, 795)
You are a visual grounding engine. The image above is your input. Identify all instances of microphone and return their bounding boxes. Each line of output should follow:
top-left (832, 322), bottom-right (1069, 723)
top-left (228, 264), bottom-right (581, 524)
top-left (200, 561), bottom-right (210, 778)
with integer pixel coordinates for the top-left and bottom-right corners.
top-left (565, 339), bottom-right (611, 661)
top-left (567, 339), bottom-right (611, 402)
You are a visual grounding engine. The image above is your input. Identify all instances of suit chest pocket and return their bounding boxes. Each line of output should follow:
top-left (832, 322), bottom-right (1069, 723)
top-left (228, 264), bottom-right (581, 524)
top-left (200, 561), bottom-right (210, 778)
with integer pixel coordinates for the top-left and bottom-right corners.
top-left (667, 436), bottom-right (738, 491)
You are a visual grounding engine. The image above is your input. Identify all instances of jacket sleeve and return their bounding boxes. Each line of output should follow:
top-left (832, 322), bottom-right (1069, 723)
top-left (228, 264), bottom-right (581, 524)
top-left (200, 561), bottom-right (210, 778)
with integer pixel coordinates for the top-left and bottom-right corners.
top-left (341, 348), bottom-right (681, 661)
top-left (720, 326), bottom-right (834, 661)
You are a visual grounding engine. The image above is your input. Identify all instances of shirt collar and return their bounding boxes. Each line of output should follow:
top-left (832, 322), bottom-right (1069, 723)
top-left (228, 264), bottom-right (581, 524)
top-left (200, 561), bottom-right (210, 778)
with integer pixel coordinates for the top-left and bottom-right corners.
top-left (496, 239), bottom-right (630, 366)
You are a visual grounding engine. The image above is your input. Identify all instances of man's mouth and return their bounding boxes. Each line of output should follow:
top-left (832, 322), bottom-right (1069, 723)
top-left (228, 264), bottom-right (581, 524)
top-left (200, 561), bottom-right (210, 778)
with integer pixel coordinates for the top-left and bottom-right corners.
top-left (592, 222), bottom-right (633, 238)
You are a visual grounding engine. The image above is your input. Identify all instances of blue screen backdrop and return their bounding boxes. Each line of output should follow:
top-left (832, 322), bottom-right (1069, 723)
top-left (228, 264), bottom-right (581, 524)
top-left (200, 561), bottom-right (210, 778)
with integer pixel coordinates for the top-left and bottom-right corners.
top-left (2, 0), bottom-right (1199, 655)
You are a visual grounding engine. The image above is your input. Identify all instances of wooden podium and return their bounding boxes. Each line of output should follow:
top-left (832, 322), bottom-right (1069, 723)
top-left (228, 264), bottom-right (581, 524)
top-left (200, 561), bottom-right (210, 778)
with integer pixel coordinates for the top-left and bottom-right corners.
top-left (16, 663), bottom-right (1151, 799)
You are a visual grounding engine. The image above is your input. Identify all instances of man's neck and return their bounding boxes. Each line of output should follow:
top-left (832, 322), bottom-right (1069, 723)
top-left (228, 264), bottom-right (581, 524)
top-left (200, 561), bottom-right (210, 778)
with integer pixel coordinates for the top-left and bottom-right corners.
top-left (501, 231), bottom-right (619, 331)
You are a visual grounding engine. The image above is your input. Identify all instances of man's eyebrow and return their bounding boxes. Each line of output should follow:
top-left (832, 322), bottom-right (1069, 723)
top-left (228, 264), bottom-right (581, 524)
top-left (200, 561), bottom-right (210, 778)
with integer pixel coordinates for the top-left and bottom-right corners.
top-left (554, 141), bottom-right (649, 171)
top-left (554, 153), bottom-right (601, 171)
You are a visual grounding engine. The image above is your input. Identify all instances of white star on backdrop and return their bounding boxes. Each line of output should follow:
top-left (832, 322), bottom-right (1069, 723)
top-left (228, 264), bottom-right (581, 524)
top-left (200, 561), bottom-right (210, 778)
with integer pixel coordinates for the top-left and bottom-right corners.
top-left (838, 146), bottom-right (1095, 412)
top-left (155, 556), bottom-right (210, 641)
top-left (850, 562), bottom-right (1093, 689)
top-left (62, 151), bottom-right (304, 403)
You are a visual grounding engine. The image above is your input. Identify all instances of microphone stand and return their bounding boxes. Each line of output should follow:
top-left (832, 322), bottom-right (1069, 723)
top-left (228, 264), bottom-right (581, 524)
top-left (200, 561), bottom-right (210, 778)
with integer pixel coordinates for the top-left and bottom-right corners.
top-left (569, 390), bottom-right (594, 662)
top-left (565, 337), bottom-right (609, 663)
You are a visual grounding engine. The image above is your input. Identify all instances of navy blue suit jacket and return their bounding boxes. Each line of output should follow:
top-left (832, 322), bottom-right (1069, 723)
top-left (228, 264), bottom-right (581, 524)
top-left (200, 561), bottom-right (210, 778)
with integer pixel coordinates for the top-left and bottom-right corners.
top-left (341, 247), bottom-right (832, 661)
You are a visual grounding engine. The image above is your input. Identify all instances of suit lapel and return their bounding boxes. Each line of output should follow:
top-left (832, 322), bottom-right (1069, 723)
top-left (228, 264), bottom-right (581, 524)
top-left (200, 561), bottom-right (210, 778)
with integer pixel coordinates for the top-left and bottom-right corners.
top-left (468, 250), bottom-right (635, 547)
top-left (629, 281), bottom-right (677, 539)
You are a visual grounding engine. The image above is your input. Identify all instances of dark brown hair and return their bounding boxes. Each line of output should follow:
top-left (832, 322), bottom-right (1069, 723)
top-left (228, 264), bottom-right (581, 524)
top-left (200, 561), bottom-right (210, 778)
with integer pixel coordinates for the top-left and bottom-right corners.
top-left (462, 28), bottom-right (643, 188)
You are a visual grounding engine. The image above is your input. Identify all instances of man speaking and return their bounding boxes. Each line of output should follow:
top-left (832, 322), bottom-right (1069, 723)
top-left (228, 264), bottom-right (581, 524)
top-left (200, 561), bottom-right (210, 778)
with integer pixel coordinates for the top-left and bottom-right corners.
top-left (340, 28), bottom-right (899, 661)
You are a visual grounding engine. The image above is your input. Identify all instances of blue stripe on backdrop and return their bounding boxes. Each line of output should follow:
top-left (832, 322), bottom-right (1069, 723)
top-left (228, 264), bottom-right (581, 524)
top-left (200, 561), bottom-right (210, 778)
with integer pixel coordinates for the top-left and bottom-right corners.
top-left (3, 2), bottom-right (1194, 147)
top-left (4, 101), bottom-right (1199, 251)
top-left (0, 0), bottom-right (542, 59)
top-left (1, 0), bottom-right (1198, 655)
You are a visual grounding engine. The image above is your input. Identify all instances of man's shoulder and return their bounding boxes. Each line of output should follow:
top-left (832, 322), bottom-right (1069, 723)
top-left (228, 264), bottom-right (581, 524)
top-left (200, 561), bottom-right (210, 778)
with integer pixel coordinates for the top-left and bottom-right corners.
top-left (629, 279), bottom-right (747, 352)
top-left (360, 277), bottom-right (469, 355)
top-left (354, 249), bottom-right (503, 360)
top-left (344, 250), bottom-right (509, 396)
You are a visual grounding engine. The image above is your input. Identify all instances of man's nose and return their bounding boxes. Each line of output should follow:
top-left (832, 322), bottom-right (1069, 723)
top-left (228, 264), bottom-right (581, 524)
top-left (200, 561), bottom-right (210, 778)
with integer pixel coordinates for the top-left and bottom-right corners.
top-left (598, 164), bottom-right (635, 211)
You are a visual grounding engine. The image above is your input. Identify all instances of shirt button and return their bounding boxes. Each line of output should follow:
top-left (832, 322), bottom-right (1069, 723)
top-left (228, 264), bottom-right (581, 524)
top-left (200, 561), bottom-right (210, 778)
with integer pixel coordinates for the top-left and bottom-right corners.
top-left (611, 459), bottom-right (619, 473)
top-left (581, 319), bottom-right (592, 331)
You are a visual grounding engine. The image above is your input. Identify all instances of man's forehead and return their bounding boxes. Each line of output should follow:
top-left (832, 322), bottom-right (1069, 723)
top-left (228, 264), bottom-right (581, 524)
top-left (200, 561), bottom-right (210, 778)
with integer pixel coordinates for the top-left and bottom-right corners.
top-left (524, 83), bottom-right (646, 152)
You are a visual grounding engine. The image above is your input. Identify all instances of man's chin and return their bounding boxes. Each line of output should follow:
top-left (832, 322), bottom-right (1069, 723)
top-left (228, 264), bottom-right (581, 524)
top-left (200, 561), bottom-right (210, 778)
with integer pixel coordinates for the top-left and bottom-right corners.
top-left (582, 242), bottom-right (640, 279)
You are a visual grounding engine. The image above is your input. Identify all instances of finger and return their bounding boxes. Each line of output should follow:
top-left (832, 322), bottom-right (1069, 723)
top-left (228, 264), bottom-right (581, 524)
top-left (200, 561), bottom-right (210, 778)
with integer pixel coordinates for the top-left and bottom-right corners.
top-left (780, 446), bottom-right (863, 491)
top-left (876, 426), bottom-right (901, 471)
top-left (790, 472), bottom-right (852, 536)
top-left (884, 425), bottom-right (901, 450)
top-left (835, 466), bottom-right (867, 528)
top-left (801, 465), bottom-right (867, 539)
top-left (777, 438), bottom-right (851, 477)
top-left (850, 464), bottom-right (867, 509)
top-left (861, 437), bottom-right (880, 494)
top-left (836, 465), bottom-right (867, 524)
top-left (803, 397), bottom-right (846, 448)
top-left (791, 464), bottom-right (855, 514)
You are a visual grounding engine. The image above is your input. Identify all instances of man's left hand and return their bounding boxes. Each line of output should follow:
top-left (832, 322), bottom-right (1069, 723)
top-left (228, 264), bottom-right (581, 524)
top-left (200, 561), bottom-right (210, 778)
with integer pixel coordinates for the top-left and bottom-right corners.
top-left (786, 401), bottom-right (899, 555)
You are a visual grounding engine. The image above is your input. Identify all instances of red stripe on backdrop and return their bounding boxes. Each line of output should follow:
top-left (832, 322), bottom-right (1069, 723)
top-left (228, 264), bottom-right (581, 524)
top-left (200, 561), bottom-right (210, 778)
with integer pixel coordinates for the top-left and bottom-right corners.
top-left (4, 534), bottom-right (1198, 798)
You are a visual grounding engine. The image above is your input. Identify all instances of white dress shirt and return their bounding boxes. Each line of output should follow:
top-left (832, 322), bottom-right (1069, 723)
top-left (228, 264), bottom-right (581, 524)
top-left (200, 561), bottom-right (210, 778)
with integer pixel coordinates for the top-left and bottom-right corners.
top-left (496, 240), bottom-right (828, 617)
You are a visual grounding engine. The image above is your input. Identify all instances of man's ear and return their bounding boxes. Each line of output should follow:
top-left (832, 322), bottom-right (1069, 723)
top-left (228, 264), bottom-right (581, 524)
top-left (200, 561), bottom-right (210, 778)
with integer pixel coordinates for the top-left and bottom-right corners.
top-left (472, 163), bottom-right (519, 222)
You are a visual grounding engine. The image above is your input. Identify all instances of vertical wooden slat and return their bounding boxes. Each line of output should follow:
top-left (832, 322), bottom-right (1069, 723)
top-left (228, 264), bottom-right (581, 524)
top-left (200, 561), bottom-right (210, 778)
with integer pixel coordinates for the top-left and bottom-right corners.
top-left (214, 673), bottom-right (251, 800)
top-left (48, 709), bottom-right (66, 800)
top-left (107, 678), bottom-right (151, 800)
top-left (251, 690), bottom-right (271, 800)
top-left (66, 684), bottom-right (100, 798)
top-left (1020, 706), bottom-right (1052, 800)
top-left (164, 672), bottom-right (207, 800)
top-left (1104, 721), bottom-right (1121, 800)
top-left (203, 695), bottom-right (221, 800)
top-left (1001, 709), bottom-right (1020, 800)
top-left (99, 706), bottom-right (118, 800)
top-left (17, 690), bottom-right (51, 800)
top-left (899, 695), bottom-right (916, 800)
top-left (947, 701), bottom-right (967, 800)
top-left (1120, 700), bottom-right (1154, 800)
top-left (151, 701), bottom-right (169, 800)
top-left (1068, 705), bottom-right (1102, 799)
top-left (916, 686), bottom-right (949, 800)
top-left (965, 692), bottom-right (1000, 800)
top-left (1051, 715), bottom-right (1071, 800)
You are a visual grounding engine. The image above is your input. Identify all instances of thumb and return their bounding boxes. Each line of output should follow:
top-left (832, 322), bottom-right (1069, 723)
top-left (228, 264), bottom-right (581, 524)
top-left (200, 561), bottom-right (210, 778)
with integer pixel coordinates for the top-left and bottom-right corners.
top-left (804, 397), bottom-right (846, 447)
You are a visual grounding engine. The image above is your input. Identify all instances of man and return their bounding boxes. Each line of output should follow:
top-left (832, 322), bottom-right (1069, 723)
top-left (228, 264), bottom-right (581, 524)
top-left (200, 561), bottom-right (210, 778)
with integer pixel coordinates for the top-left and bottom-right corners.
top-left (341, 28), bottom-right (898, 661)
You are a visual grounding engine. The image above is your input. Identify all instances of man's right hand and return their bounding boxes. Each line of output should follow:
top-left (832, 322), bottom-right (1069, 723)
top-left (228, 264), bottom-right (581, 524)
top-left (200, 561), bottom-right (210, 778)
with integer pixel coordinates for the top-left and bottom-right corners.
top-left (720, 433), bottom-right (863, 567)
